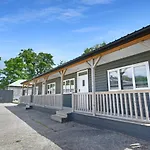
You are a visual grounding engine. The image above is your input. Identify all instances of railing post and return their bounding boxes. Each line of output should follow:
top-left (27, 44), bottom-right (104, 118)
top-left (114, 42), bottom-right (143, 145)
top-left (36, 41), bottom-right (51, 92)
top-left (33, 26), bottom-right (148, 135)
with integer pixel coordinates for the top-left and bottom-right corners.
top-left (86, 57), bottom-right (101, 116)
top-left (60, 74), bottom-right (64, 110)
top-left (72, 92), bottom-right (74, 112)
top-left (91, 66), bottom-right (96, 116)
top-left (59, 69), bottom-right (67, 110)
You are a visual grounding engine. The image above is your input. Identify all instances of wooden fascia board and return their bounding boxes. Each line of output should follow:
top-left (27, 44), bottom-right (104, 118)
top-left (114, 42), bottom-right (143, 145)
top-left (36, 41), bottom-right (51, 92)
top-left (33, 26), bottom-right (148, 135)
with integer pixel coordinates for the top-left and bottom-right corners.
top-left (22, 34), bottom-right (150, 86)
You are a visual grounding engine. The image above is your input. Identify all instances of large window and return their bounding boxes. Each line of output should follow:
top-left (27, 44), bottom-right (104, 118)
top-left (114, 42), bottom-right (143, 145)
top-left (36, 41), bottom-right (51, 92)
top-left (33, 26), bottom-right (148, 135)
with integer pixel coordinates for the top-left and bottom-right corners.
top-left (47, 82), bottom-right (56, 94)
top-left (63, 78), bottom-right (75, 94)
top-left (108, 62), bottom-right (150, 91)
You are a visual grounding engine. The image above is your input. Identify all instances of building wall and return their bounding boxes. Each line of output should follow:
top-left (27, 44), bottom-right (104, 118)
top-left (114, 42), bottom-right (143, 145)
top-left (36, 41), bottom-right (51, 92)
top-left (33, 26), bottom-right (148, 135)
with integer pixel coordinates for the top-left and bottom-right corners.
top-left (95, 51), bottom-right (150, 92)
top-left (8, 86), bottom-right (22, 100)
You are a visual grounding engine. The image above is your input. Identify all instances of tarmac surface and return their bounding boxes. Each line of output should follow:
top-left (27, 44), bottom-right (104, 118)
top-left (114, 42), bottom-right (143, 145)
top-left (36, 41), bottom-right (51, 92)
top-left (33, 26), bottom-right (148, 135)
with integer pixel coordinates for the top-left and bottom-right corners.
top-left (0, 103), bottom-right (150, 150)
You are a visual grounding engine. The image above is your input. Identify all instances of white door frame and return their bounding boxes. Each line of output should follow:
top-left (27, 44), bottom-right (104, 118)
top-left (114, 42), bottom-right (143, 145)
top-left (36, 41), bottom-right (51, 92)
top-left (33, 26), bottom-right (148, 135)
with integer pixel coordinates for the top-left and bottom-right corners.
top-left (77, 69), bottom-right (89, 93)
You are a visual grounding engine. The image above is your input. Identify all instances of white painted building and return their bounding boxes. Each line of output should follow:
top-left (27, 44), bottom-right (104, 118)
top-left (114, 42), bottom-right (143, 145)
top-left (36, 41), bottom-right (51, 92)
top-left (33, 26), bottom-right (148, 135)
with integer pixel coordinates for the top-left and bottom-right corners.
top-left (8, 80), bottom-right (31, 100)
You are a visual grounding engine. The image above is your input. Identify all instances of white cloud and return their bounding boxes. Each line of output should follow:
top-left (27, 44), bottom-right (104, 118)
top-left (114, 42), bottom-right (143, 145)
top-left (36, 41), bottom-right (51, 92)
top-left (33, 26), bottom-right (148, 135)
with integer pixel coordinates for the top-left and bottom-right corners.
top-left (0, 6), bottom-right (86, 24)
top-left (80, 0), bottom-right (113, 5)
top-left (72, 27), bottom-right (101, 33)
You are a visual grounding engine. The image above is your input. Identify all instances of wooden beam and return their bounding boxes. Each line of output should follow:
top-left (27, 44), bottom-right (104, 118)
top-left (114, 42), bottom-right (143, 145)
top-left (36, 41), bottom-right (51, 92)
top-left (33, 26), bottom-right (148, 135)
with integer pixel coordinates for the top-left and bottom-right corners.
top-left (93, 56), bottom-right (101, 68)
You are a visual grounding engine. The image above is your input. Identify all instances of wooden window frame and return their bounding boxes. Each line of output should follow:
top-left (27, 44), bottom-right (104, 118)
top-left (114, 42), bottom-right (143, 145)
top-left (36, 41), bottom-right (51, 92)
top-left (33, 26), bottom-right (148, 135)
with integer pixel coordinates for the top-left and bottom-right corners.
top-left (63, 78), bottom-right (75, 94)
top-left (47, 82), bottom-right (56, 95)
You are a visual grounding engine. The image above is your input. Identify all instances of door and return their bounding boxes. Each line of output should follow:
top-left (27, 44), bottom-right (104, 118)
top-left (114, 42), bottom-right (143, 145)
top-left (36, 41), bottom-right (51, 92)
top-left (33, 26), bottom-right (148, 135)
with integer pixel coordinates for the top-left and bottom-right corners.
top-left (77, 70), bottom-right (89, 93)
top-left (77, 70), bottom-right (89, 110)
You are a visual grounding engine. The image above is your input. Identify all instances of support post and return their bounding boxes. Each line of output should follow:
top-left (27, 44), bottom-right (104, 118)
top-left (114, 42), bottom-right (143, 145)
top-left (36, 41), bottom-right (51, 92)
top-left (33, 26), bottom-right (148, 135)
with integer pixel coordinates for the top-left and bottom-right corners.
top-left (33, 83), bottom-right (36, 95)
top-left (22, 85), bottom-right (24, 96)
top-left (42, 81), bottom-right (46, 95)
top-left (27, 85), bottom-right (29, 96)
top-left (72, 92), bottom-right (74, 112)
top-left (59, 69), bottom-right (67, 110)
top-left (91, 62), bottom-right (96, 116)
top-left (87, 56), bottom-right (101, 116)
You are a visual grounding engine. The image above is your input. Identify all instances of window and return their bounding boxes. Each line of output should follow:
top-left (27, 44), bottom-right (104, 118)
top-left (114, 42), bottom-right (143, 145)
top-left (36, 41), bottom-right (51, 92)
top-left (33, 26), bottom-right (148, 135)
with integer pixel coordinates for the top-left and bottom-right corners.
top-left (63, 78), bottom-right (75, 94)
top-left (120, 67), bottom-right (133, 89)
top-left (47, 82), bottom-right (56, 94)
top-left (78, 71), bottom-right (88, 76)
top-left (134, 65), bottom-right (148, 88)
top-left (108, 62), bottom-right (150, 91)
top-left (82, 80), bottom-right (85, 86)
top-left (109, 71), bottom-right (119, 90)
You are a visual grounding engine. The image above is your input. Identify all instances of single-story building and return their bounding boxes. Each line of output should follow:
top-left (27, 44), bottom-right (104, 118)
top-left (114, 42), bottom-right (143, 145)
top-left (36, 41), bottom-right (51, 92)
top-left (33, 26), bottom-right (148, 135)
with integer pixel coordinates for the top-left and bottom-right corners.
top-left (8, 79), bottom-right (31, 100)
top-left (20, 25), bottom-right (150, 127)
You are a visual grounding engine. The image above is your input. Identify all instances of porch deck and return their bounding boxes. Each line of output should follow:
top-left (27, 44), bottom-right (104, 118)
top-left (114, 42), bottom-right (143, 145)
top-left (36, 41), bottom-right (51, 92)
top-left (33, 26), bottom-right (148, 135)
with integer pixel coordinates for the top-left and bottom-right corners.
top-left (20, 89), bottom-right (150, 124)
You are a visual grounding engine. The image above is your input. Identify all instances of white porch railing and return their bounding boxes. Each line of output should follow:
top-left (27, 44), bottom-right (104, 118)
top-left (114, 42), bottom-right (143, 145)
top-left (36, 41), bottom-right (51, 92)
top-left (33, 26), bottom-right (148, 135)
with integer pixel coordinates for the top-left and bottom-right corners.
top-left (72, 93), bottom-right (93, 113)
top-left (20, 95), bottom-right (31, 105)
top-left (32, 94), bottom-right (62, 109)
top-left (72, 90), bottom-right (150, 123)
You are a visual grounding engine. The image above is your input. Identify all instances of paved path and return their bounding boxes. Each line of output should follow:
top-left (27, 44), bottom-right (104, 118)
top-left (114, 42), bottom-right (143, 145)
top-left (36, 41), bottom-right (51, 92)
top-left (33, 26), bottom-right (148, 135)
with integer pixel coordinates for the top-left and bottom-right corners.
top-left (0, 104), bottom-right (62, 150)
top-left (0, 103), bottom-right (150, 150)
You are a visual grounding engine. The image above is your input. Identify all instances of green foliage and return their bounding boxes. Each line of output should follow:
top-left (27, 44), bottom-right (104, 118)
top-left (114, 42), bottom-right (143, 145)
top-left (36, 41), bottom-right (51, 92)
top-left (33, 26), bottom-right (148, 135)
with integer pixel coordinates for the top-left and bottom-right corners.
top-left (83, 42), bottom-right (106, 54)
top-left (0, 49), bottom-right (55, 89)
top-left (35, 52), bottom-right (55, 75)
top-left (57, 60), bottom-right (66, 66)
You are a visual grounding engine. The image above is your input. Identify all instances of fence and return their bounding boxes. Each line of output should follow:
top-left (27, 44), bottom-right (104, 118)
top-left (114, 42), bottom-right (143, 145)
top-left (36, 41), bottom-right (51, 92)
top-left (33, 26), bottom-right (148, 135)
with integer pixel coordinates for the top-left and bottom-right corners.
top-left (20, 95), bottom-right (31, 105)
top-left (0, 90), bottom-right (13, 103)
top-left (72, 90), bottom-right (150, 123)
top-left (32, 94), bottom-right (62, 109)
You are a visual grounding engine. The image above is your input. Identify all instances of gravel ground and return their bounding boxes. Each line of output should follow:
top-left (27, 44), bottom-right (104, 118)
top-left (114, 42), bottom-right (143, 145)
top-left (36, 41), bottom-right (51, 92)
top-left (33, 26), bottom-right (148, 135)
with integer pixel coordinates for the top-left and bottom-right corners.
top-left (1, 103), bottom-right (150, 150)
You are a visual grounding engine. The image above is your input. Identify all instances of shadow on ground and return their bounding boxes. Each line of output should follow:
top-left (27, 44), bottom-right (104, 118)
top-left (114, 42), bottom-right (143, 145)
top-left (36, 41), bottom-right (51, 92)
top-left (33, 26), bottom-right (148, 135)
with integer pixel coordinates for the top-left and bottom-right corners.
top-left (5, 104), bottom-right (150, 150)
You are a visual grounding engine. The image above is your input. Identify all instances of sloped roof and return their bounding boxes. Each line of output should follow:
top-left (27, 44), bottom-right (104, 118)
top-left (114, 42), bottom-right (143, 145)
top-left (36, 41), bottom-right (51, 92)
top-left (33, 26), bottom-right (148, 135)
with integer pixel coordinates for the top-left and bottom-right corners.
top-left (8, 80), bottom-right (26, 87)
top-left (22, 25), bottom-right (150, 85)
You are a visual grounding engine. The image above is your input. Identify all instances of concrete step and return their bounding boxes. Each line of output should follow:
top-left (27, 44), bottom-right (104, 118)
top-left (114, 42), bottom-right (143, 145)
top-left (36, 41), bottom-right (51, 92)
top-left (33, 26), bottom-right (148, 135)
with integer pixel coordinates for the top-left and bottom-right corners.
top-left (51, 108), bottom-right (72, 123)
top-left (56, 111), bottom-right (69, 118)
top-left (51, 114), bottom-right (67, 123)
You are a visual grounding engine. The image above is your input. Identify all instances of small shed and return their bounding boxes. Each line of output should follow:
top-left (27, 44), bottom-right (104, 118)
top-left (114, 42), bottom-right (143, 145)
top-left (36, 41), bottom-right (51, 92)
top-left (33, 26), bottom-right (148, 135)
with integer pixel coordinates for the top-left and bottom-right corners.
top-left (8, 80), bottom-right (31, 100)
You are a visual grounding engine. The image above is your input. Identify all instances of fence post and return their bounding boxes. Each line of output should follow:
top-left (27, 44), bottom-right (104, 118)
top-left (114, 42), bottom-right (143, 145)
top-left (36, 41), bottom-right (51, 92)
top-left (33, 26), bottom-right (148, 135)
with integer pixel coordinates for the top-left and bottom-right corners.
top-left (91, 66), bottom-right (96, 116)
top-left (59, 69), bottom-right (67, 110)
top-left (86, 57), bottom-right (101, 116)
top-left (72, 93), bottom-right (74, 112)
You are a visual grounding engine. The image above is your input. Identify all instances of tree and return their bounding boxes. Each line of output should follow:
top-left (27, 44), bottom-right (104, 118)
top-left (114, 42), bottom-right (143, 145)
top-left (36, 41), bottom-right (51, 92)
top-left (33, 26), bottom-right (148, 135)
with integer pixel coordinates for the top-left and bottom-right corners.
top-left (0, 49), bottom-right (55, 89)
top-left (83, 42), bottom-right (106, 54)
top-left (18, 49), bottom-right (37, 79)
top-left (57, 60), bottom-right (66, 66)
top-left (0, 57), bottom-right (26, 89)
top-left (35, 52), bottom-right (55, 75)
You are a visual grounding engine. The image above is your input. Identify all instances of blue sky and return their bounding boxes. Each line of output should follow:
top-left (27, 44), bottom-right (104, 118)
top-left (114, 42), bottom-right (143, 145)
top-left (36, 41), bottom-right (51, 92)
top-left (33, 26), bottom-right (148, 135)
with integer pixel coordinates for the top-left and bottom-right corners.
top-left (0, 0), bottom-right (150, 68)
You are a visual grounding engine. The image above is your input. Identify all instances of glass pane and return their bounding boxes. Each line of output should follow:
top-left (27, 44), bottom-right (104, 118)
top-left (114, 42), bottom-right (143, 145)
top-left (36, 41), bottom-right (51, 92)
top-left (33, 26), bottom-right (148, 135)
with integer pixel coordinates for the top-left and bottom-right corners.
top-left (120, 67), bottom-right (133, 89)
top-left (66, 80), bottom-right (70, 85)
top-left (71, 80), bottom-right (74, 85)
top-left (134, 65), bottom-right (148, 88)
top-left (63, 81), bottom-right (65, 85)
top-left (79, 71), bottom-right (88, 76)
top-left (109, 71), bottom-right (119, 90)
top-left (82, 80), bottom-right (85, 86)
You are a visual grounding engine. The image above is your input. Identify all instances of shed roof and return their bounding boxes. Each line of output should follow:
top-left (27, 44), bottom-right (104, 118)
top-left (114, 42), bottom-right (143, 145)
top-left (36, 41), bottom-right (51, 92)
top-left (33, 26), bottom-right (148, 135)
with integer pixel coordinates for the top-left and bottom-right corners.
top-left (9, 80), bottom-right (26, 87)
